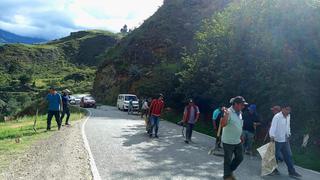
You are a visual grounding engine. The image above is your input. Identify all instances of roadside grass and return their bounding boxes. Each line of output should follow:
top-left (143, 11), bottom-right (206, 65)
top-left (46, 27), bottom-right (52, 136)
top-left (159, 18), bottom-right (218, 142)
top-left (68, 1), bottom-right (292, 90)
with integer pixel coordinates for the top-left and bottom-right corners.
top-left (162, 110), bottom-right (320, 172)
top-left (0, 107), bottom-right (87, 171)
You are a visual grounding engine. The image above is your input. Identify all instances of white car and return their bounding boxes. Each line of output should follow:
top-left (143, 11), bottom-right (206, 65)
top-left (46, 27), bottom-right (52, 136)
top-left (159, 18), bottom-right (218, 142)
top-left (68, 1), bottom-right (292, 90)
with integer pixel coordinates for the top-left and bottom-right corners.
top-left (117, 94), bottom-right (139, 111)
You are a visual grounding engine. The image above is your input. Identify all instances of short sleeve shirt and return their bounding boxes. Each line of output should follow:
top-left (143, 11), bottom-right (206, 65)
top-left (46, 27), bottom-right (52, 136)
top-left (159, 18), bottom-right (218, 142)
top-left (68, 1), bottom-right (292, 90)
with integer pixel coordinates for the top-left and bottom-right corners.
top-left (221, 107), bottom-right (243, 145)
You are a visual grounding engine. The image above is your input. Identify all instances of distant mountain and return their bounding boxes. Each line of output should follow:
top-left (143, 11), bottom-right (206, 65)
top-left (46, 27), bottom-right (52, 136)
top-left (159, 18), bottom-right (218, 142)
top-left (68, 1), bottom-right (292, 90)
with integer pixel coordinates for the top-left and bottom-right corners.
top-left (0, 29), bottom-right (47, 44)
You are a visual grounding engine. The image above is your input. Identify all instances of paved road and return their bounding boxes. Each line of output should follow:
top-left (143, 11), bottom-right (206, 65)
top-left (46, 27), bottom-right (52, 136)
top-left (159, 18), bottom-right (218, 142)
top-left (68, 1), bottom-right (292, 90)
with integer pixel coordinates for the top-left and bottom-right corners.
top-left (85, 106), bottom-right (320, 180)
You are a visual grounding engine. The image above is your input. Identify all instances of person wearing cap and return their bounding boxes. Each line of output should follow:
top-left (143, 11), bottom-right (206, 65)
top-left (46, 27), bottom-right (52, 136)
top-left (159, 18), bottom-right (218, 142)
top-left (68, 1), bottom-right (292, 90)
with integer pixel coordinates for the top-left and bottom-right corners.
top-left (46, 86), bottom-right (63, 130)
top-left (220, 96), bottom-right (247, 180)
top-left (269, 105), bottom-right (302, 178)
top-left (242, 104), bottom-right (260, 155)
top-left (61, 89), bottom-right (71, 126)
top-left (148, 94), bottom-right (165, 138)
top-left (182, 99), bottom-right (200, 144)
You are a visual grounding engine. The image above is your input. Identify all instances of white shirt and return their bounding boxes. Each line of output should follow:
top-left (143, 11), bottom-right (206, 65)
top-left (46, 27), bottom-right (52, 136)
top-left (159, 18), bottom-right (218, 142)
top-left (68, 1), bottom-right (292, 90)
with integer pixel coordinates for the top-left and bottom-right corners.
top-left (269, 112), bottom-right (291, 142)
top-left (142, 101), bottom-right (149, 110)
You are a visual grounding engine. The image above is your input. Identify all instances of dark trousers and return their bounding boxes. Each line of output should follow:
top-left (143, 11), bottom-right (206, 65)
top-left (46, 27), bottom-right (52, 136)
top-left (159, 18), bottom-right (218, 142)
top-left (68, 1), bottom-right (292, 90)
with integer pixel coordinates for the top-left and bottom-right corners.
top-left (61, 107), bottom-right (70, 124)
top-left (186, 123), bottom-right (194, 141)
top-left (275, 141), bottom-right (296, 174)
top-left (47, 110), bottom-right (61, 130)
top-left (223, 143), bottom-right (244, 178)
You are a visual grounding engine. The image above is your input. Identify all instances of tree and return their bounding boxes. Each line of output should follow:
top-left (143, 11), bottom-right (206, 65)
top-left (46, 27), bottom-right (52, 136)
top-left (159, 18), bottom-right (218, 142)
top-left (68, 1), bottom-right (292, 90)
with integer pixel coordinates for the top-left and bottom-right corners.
top-left (64, 73), bottom-right (86, 83)
top-left (18, 74), bottom-right (32, 85)
top-left (120, 24), bottom-right (128, 34)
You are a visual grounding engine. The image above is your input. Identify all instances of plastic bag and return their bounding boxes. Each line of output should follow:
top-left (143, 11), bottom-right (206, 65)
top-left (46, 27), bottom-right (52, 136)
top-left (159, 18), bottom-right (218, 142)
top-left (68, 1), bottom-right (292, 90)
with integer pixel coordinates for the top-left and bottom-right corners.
top-left (257, 142), bottom-right (278, 176)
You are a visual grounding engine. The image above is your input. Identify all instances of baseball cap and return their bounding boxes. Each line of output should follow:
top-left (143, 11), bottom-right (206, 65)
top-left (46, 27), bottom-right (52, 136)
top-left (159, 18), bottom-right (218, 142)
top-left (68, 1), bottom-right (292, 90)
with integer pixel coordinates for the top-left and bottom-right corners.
top-left (230, 96), bottom-right (248, 105)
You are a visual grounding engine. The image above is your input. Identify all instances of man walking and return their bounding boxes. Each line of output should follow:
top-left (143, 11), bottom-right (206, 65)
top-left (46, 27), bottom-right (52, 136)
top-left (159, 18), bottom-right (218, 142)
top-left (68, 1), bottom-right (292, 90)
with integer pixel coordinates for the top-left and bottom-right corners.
top-left (212, 106), bottom-right (225, 148)
top-left (220, 96), bottom-right (247, 180)
top-left (141, 98), bottom-right (149, 118)
top-left (148, 94), bottom-right (165, 138)
top-left (242, 104), bottom-right (260, 155)
top-left (182, 99), bottom-right (200, 144)
top-left (46, 87), bottom-right (62, 131)
top-left (269, 105), bottom-right (302, 178)
top-left (61, 89), bottom-right (71, 126)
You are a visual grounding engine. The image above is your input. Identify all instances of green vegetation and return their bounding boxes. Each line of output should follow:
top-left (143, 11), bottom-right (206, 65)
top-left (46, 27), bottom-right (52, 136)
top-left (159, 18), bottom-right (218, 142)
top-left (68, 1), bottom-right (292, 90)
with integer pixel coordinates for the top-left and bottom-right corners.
top-left (93, 0), bottom-right (231, 107)
top-left (0, 30), bottom-right (118, 117)
top-left (0, 107), bottom-right (86, 170)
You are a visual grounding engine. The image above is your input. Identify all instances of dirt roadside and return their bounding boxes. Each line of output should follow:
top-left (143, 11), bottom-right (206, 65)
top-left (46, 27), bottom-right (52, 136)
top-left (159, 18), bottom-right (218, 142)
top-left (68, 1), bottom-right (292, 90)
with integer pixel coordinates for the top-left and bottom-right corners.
top-left (0, 120), bottom-right (92, 180)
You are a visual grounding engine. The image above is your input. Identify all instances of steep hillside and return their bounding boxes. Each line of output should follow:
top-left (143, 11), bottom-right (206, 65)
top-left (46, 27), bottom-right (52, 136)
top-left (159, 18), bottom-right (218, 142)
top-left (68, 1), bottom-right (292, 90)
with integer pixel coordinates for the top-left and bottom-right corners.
top-left (93, 0), bottom-right (232, 105)
top-left (0, 29), bottom-right (46, 44)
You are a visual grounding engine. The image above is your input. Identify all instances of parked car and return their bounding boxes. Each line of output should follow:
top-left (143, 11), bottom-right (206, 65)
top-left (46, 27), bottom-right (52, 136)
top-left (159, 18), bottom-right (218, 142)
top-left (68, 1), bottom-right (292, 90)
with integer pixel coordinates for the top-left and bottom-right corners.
top-left (117, 94), bottom-right (139, 111)
top-left (80, 96), bottom-right (96, 108)
top-left (73, 94), bottom-right (89, 105)
top-left (69, 95), bottom-right (76, 105)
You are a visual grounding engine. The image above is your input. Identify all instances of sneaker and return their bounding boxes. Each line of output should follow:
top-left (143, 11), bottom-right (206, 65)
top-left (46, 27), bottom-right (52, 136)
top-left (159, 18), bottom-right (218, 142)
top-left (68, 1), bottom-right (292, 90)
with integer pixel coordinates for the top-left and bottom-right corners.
top-left (65, 123), bottom-right (70, 126)
top-left (270, 169), bottom-right (280, 176)
top-left (154, 135), bottom-right (159, 138)
top-left (289, 172), bottom-right (302, 178)
top-left (184, 140), bottom-right (189, 144)
top-left (149, 133), bottom-right (153, 138)
top-left (223, 175), bottom-right (236, 180)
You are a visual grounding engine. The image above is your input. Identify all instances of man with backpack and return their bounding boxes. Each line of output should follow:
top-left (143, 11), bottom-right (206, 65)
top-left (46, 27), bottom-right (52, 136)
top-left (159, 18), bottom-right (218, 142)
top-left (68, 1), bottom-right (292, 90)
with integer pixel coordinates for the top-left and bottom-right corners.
top-left (148, 94), bottom-right (165, 138)
top-left (182, 99), bottom-right (200, 144)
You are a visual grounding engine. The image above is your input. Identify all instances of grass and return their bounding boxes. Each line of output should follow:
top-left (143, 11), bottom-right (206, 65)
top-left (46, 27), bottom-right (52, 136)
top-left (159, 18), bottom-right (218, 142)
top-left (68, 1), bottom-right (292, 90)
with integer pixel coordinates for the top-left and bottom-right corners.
top-left (0, 107), bottom-right (87, 171)
top-left (162, 110), bottom-right (320, 172)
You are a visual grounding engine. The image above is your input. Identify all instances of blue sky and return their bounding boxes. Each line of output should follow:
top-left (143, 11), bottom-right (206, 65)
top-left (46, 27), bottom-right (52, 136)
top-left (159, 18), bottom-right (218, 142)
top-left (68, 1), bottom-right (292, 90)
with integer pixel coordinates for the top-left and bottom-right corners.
top-left (0, 0), bottom-right (163, 39)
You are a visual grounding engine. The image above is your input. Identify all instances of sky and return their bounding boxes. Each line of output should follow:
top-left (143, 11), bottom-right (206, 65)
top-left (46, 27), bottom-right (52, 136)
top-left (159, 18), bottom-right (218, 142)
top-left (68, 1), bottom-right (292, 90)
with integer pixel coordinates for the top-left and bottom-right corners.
top-left (0, 0), bottom-right (163, 40)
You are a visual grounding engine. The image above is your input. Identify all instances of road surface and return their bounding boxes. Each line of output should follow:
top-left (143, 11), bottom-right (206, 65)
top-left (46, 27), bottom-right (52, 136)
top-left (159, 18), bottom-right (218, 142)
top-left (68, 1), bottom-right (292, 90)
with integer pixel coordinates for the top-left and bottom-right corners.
top-left (85, 106), bottom-right (320, 180)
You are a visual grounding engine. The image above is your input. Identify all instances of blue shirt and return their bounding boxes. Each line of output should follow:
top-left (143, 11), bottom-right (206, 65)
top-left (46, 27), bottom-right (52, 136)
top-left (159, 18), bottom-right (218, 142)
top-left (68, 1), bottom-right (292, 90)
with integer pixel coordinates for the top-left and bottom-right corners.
top-left (46, 93), bottom-right (61, 111)
top-left (212, 108), bottom-right (221, 121)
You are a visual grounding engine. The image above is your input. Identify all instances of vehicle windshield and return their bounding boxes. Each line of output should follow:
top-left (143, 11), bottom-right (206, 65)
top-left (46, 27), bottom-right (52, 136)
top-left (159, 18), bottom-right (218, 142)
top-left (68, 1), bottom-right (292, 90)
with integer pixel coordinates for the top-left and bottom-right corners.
top-left (84, 97), bottom-right (94, 100)
top-left (125, 96), bottom-right (137, 101)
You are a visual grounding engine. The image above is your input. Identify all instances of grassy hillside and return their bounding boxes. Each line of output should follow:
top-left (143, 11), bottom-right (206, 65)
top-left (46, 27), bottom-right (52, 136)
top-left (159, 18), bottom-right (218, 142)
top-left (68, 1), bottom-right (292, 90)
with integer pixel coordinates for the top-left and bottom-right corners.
top-left (93, 0), bottom-right (232, 106)
top-left (0, 30), bottom-right (119, 117)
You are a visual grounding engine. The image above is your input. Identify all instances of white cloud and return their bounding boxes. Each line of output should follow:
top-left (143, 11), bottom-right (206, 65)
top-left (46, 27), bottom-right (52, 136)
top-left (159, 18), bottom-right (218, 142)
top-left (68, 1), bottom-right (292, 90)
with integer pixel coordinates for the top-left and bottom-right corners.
top-left (0, 0), bottom-right (163, 39)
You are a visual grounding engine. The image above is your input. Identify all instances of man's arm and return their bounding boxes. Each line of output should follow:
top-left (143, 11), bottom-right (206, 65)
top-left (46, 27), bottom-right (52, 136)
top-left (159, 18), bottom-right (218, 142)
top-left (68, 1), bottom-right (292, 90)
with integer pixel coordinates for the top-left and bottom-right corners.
top-left (269, 115), bottom-right (278, 141)
top-left (195, 106), bottom-right (200, 122)
top-left (220, 109), bottom-right (229, 127)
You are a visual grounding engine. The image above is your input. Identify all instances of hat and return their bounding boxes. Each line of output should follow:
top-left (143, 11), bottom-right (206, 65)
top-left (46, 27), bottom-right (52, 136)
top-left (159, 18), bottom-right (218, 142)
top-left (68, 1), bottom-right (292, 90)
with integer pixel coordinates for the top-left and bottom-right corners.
top-left (270, 105), bottom-right (281, 111)
top-left (159, 93), bottom-right (164, 98)
top-left (189, 99), bottom-right (193, 103)
top-left (62, 89), bottom-right (71, 93)
top-left (248, 104), bottom-right (256, 111)
top-left (49, 86), bottom-right (56, 90)
top-left (230, 96), bottom-right (248, 105)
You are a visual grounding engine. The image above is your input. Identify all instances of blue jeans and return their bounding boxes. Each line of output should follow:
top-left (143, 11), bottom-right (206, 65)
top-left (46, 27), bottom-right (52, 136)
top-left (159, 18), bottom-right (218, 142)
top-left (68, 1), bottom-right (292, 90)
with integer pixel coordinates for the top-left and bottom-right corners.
top-left (150, 115), bottom-right (160, 135)
top-left (242, 130), bottom-right (254, 152)
top-left (275, 141), bottom-right (295, 174)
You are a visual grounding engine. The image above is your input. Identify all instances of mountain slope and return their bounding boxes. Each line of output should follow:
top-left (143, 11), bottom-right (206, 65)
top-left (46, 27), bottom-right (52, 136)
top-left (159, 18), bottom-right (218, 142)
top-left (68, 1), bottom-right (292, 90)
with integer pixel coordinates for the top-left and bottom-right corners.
top-left (0, 30), bottom-right (120, 116)
top-left (0, 29), bottom-right (46, 44)
top-left (93, 0), bottom-right (232, 105)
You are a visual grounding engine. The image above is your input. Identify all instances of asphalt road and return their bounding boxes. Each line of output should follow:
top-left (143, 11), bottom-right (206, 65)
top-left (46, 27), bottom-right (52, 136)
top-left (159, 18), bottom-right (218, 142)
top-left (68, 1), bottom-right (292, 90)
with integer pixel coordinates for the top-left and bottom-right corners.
top-left (85, 106), bottom-right (320, 180)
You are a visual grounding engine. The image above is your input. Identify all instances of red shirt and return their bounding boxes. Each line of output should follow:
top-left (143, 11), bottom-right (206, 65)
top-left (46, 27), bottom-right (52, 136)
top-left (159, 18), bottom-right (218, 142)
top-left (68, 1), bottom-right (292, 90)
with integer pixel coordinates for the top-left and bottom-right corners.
top-left (150, 99), bottom-right (164, 117)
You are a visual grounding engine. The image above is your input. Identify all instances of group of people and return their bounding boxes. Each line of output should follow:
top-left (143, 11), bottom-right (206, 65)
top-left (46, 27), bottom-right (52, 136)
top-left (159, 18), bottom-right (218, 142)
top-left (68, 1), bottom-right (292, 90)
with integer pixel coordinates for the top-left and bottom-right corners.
top-left (211, 96), bottom-right (301, 180)
top-left (140, 94), bottom-right (302, 180)
top-left (46, 86), bottom-right (71, 131)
